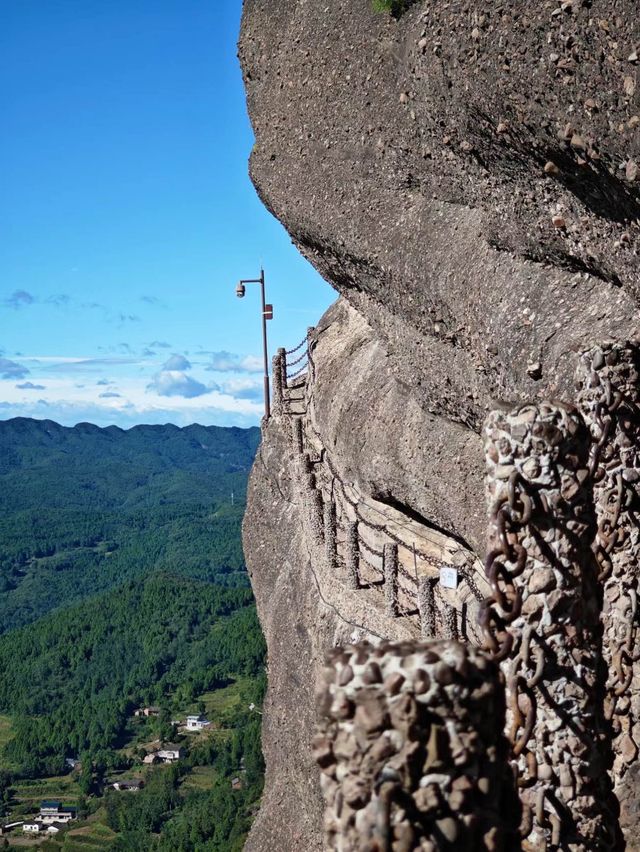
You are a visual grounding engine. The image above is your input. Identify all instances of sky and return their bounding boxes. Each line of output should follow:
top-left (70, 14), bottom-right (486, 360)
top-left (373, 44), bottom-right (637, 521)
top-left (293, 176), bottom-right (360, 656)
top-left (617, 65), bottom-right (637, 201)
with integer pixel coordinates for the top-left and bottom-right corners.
top-left (0, 1), bottom-right (334, 429)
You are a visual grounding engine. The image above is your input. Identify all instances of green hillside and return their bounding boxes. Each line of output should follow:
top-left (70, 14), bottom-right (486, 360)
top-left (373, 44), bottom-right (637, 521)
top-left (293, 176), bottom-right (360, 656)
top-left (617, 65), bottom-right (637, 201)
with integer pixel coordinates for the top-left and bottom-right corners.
top-left (0, 417), bottom-right (265, 850)
top-left (0, 418), bottom-right (260, 632)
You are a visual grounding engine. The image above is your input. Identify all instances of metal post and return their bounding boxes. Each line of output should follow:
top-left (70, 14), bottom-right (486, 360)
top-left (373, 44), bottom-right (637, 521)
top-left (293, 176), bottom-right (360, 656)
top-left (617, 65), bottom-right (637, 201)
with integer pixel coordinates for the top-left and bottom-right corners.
top-left (260, 270), bottom-right (271, 420)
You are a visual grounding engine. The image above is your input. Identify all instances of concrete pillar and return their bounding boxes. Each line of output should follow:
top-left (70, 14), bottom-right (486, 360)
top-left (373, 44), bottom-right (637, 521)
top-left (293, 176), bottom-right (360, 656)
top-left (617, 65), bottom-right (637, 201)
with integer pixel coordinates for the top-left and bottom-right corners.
top-left (418, 578), bottom-right (436, 639)
top-left (345, 522), bottom-right (359, 590)
top-left (272, 348), bottom-right (285, 412)
top-left (383, 543), bottom-right (399, 619)
top-left (444, 603), bottom-right (458, 641)
top-left (313, 640), bottom-right (520, 851)
top-left (292, 416), bottom-right (304, 456)
top-left (280, 346), bottom-right (288, 392)
top-left (306, 477), bottom-right (323, 549)
top-left (324, 500), bottom-right (337, 573)
top-left (306, 326), bottom-right (315, 380)
top-left (577, 342), bottom-right (640, 837)
top-left (482, 402), bottom-right (619, 849)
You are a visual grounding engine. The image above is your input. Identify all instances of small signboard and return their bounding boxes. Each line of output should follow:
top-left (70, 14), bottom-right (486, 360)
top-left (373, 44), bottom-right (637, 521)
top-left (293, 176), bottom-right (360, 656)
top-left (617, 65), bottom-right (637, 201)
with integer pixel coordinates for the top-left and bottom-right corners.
top-left (440, 565), bottom-right (459, 590)
top-left (264, 304), bottom-right (274, 320)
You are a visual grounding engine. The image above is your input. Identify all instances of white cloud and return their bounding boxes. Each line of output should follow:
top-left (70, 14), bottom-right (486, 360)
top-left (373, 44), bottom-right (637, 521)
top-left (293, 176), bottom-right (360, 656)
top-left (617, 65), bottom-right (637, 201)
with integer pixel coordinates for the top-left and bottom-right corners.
top-left (204, 351), bottom-right (263, 373)
top-left (4, 290), bottom-right (35, 309)
top-left (162, 354), bottom-right (191, 371)
top-left (0, 358), bottom-right (29, 379)
top-left (147, 370), bottom-right (211, 399)
top-left (16, 381), bottom-right (45, 390)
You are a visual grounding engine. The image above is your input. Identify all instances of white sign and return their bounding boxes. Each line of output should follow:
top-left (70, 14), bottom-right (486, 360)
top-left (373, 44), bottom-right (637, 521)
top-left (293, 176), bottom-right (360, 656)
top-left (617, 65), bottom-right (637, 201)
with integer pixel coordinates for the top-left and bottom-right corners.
top-left (440, 565), bottom-right (459, 590)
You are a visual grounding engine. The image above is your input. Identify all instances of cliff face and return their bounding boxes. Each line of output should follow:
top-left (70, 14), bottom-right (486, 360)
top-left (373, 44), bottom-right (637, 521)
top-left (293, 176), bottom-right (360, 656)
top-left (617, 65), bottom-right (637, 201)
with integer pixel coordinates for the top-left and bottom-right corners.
top-left (239, 0), bottom-right (639, 848)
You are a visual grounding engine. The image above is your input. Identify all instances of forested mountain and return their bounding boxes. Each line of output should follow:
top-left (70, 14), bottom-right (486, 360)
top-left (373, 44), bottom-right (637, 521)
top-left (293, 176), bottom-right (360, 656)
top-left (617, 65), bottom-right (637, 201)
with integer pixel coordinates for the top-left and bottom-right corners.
top-left (0, 417), bottom-right (265, 850)
top-left (0, 418), bottom-right (260, 631)
top-left (0, 575), bottom-right (263, 772)
top-left (0, 418), bottom-right (260, 511)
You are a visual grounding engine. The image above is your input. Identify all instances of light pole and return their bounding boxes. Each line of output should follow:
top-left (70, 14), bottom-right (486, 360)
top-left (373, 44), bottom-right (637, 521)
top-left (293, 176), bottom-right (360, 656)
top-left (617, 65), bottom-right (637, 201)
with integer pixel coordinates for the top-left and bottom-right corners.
top-left (236, 268), bottom-right (273, 420)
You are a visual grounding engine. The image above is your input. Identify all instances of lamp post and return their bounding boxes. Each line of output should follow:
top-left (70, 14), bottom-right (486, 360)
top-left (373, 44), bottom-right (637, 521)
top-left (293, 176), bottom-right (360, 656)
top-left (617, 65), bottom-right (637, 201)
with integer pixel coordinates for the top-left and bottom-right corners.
top-left (236, 268), bottom-right (273, 420)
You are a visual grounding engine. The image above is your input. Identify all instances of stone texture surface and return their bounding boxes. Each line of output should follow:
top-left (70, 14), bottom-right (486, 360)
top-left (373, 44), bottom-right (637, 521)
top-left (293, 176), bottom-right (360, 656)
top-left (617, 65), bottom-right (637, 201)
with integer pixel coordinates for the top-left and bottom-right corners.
top-left (482, 402), bottom-right (619, 849)
top-left (240, 0), bottom-right (640, 428)
top-left (239, 0), bottom-right (640, 849)
top-left (314, 641), bottom-right (520, 851)
top-left (577, 342), bottom-right (640, 840)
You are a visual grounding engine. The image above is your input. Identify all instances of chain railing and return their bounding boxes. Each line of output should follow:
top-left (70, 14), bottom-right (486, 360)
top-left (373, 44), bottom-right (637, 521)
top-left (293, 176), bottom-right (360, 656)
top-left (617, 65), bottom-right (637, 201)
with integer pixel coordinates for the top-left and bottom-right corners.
top-left (272, 321), bottom-right (639, 846)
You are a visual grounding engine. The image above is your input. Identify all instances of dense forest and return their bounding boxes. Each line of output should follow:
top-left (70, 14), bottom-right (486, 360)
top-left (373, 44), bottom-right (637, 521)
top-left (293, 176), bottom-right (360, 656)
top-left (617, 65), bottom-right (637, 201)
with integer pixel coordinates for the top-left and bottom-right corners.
top-left (0, 417), bottom-right (265, 850)
top-left (0, 418), bottom-right (260, 631)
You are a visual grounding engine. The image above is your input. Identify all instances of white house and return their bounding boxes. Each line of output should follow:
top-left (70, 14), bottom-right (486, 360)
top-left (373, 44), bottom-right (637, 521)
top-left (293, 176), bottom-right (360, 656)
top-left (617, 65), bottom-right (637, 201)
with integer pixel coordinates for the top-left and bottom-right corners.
top-left (23, 822), bottom-right (43, 834)
top-left (112, 779), bottom-right (144, 791)
top-left (186, 714), bottom-right (211, 732)
top-left (39, 801), bottom-right (77, 824)
top-left (156, 745), bottom-right (184, 762)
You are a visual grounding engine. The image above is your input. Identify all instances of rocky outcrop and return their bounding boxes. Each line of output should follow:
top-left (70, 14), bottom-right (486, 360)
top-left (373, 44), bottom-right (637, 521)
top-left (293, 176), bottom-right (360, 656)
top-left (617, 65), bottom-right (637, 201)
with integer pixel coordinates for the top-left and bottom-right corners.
top-left (239, 0), bottom-right (640, 848)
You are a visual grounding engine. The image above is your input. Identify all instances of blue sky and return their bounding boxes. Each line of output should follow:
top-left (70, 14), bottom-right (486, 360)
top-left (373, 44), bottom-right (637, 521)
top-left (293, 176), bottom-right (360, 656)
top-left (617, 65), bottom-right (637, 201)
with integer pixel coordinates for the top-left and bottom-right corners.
top-left (0, 1), bottom-right (334, 428)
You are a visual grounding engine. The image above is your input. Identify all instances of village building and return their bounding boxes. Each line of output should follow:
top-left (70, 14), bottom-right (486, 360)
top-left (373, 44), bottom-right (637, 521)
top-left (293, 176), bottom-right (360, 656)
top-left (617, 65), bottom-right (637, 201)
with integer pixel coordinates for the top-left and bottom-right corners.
top-left (143, 753), bottom-right (159, 765)
top-left (23, 822), bottom-right (44, 833)
top-left (186, 714), bottom-right (211, 731)
top-left (156, 744), bottom-right (185, 763)
top-left (0, 821), bottom-right (24, 835)
top-left (134, 706), bottom-right (160, 718)
top-left (39, 800), bottom-right (77, 824)
top-left (111, 779), bottom-right (144, 791)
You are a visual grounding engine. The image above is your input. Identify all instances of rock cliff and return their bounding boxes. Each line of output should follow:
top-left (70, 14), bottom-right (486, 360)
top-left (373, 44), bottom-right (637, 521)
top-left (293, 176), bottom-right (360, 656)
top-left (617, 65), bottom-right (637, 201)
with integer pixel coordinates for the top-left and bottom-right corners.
top-left (239, 0), bottom-right (639, 848)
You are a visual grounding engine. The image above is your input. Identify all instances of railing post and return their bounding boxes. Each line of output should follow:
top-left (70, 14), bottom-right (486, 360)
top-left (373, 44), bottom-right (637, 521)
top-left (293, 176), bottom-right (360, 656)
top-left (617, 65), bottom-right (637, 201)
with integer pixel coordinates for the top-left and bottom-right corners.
top-left (280, 347), bottom-right (288, 392)
top-left (444, 604), bottom-right (458, 641)
top-left (307, 326), bottom-right (315, 380)
top-left (313, 641), bottom-right (521, 851)
top-left (307, 476), bottom-right (324, 549)
top-left (324, 500), bottom-right (337, 573)
top-left (482, 402), bottom-right (619, 848)
top-left (418, 578), bottom-right (436, 639)
top-left (296, 452), bottom-right (323, 548)
top-left (272, 348), bottom-right (285, 412)
top-left (292, 416), bottom-right (304, 455)
top-left (383, 543), bottom-right (399, 618)
top-left (577, 342), bottom-right (640, 837)
top-left (345, 522), bottom-right (359, 590)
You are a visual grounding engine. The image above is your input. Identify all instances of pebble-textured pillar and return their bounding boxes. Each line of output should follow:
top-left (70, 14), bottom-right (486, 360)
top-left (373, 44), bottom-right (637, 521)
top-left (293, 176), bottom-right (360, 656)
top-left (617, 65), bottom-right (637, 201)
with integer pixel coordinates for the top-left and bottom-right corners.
top-left (292, 416), bottom-right (304, 455)
top-left (280, 346), bottom-right (288, 392)
top-left (345, 522), bottom-right (359, 590)
top-left (577, 341), bottom-right (640, 834)
top-left (482, 403), bottom-right (619, 850)
top-left (272, 348), bottom-right (285, 411)
top-left (297, 450), bottom-right (323, 549)
top-left (383, 543), bottom-right (399, 619)
top-left (324, 499), bottom-right (337, 573)
top-left (313, 640), bottom-right (521, 852)
top-left (444, 604), bottom-right (458, 641)
top-left (419, 578), bottom-right (437, 639)
top-left (306, 478), bottom-right (324, 549)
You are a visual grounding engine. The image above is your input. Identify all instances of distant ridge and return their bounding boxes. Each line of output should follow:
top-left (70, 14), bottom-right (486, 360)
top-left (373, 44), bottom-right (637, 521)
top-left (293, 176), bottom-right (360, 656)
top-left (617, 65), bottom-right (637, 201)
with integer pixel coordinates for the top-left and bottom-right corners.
top-left (0, 416), bottom-right (261, 631)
